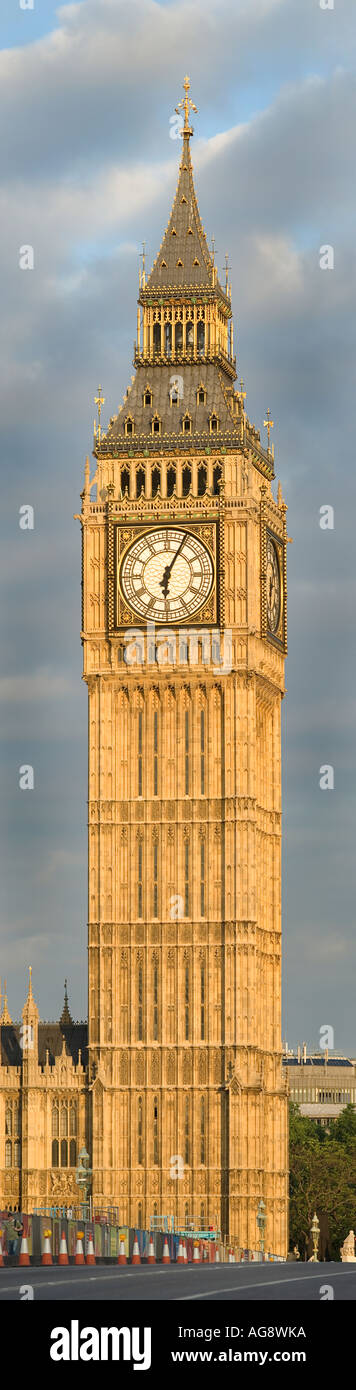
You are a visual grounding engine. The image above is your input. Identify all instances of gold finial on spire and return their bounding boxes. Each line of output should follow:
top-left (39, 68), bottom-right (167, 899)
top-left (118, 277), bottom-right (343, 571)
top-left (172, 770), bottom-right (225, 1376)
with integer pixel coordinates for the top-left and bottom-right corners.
top-left (240, 377), bottom-right (246, 405)
top-left (175, 74), bottom-right (197, 138)
top-left (264, 407), bottom-right (274, 452)
top-left (94, 386), bottom-right (105, 445)
top-left (0, 978), bottom-right (12, 1026)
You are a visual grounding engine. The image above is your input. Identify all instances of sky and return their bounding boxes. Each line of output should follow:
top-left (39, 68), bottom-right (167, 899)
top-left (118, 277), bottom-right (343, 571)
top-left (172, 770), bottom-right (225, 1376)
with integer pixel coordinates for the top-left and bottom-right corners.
top-left (1, 0), bottom-right (355, 1051)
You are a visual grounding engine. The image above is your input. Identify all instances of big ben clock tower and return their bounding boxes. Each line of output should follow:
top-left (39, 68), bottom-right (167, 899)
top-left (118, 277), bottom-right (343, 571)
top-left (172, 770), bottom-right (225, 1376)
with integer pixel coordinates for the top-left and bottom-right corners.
top-left (79, 79), bottom-right (289, 1256)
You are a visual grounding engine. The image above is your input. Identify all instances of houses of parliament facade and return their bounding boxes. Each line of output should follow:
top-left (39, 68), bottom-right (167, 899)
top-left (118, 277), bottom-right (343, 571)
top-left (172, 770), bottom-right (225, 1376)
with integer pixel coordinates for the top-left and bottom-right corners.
top-left (0, 81), bottom-right (289, 1255)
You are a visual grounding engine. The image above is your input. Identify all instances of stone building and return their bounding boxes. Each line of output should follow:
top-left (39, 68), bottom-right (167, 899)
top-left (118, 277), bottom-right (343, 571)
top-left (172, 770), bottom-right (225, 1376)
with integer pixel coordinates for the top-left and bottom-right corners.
top-left (0, 976), bottom-right (87, 1212)
top-left (0, 80), bottom-right (289, 1253)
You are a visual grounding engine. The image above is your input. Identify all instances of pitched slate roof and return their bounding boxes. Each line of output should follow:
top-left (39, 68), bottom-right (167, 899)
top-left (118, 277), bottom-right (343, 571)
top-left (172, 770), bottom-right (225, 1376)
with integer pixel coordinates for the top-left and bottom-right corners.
top-left (98, 361), bottom-right (240, 456)
top-left (144, 132), bottom-right (227, 300)
top-left (0, 1023), bottom-right (88, 1068)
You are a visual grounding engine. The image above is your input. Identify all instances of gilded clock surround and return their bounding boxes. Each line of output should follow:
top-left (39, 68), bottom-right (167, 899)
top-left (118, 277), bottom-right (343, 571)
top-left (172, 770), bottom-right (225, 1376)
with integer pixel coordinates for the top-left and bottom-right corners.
top-left (116, 521), bottom-right (218, 628)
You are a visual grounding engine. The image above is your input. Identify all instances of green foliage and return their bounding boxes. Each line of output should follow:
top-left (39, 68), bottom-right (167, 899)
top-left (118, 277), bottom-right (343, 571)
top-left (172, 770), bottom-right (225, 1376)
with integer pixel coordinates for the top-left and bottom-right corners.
top-left (289, 1103), bottom-right (356, 1260)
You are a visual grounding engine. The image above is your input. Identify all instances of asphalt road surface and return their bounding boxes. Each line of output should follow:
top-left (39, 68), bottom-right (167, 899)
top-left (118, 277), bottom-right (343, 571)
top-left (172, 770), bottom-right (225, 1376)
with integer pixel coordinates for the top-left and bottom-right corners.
top-left (0, 1263), bottom-right (354, 1300)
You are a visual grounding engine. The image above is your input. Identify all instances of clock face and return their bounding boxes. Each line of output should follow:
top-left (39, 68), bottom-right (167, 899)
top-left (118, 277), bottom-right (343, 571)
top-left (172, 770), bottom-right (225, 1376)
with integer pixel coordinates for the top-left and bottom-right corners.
top-left (266, 536), bottom-right (281, 633)
top-left (119, 527), bottom-right (214, 624)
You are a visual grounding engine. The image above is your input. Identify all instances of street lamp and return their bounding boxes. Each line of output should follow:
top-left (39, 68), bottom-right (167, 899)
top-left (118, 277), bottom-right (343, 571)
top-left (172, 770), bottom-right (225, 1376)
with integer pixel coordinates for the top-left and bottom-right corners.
top-left (75, 1146), bottom-right (92, 1220)
top-left (257, 1199), bottom-right (267, 1258)
top-left (310, 1212), bottom-right (320, 1263)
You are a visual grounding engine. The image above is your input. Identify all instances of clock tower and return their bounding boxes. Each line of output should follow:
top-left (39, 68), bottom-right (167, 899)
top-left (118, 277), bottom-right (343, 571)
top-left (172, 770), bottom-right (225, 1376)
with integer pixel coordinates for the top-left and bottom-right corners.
top-left (79, 79), bottom-right (289, 1255)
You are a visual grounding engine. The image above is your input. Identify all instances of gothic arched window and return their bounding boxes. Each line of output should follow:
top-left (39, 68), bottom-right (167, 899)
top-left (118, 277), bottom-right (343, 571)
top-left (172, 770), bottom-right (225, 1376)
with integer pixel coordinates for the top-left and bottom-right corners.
top-left (52, 1140), bottom-right (59, 1168)
top-left (182, 465), bottom-right (191, 497)
top-left (151, 466), bottom-right (160, 498)
top-left (121, 466), bottom-right (130, 496)
top-left (198, 463), bottom-right (207, 496)
top-left (167, 465), bottom-right (175, 497)
top-left (197, 322), bottom-right (205, 354)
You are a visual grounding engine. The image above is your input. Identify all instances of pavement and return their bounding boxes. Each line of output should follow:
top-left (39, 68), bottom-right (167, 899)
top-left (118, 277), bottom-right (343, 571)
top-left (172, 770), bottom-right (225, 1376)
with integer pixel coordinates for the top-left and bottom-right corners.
top-left (0, 1262), bottom-right (355, 1300)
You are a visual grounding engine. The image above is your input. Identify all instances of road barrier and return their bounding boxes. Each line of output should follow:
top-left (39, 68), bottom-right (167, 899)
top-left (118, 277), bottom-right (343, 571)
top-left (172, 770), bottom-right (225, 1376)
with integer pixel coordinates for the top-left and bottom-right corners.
top-left (0, 1210), bottom-right (285, 1267)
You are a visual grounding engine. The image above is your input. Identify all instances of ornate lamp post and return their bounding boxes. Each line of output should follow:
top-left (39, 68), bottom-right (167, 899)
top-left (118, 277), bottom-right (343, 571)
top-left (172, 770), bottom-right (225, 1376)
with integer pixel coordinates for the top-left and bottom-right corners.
top-left (75, 1146), bottom-right (92, 1221)
top-left (257, 1199), bottom-right (267, 1258)
top-left (310, 1212), bottom-right (320, 1262)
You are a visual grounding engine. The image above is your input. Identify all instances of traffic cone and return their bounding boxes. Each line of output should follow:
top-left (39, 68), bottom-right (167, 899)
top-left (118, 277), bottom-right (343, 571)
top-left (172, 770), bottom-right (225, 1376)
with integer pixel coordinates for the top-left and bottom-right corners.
top-left (228, 1247), bottom-right (235, 1264)
top-left (42, 1230), bottom-right (53, 1266)
top-left (176, 1238), bottom-right (184, 1264)
top-left (147, 1234), bottom-right (155, 1264)
top-left (86, 1233), bottom-right (96, 1266)
top-left (18, 1234), bottom-right (30, 1267)
top-left (162, 1237), bottom-right (170, 1264)
top-left (118, 1236), bottom-right (127, 1265)
top-left (193, 1242), bottom-right (200, 1264)
top-left (131, 1234), bottom-right (141, 1265)
top-left (75, 1231), bottom-right (85, 1265)
top-left (183, 1240), bottom-right (188, 1264)
top-left (58, 1230), bottom-right (69, 1266)
top-left (0, 1231), bottom-right (4, 1267)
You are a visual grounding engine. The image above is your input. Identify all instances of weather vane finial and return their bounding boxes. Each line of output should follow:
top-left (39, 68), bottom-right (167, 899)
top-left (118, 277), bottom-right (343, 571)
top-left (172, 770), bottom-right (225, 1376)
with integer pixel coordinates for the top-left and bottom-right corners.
top-left (94, 385), bottom-right (105, 445)
top-left (264, 407), bottom-right (274, 453)
top-left (175, 74), bottom-right (197, 137)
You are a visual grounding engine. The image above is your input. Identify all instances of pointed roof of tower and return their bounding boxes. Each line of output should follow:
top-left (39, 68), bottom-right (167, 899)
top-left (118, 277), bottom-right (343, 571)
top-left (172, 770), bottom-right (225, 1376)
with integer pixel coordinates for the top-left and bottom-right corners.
top-left (143, 77), bottom-right (227, 301)
top-left (22, 964), bottom-right (39, 1021)
top-left (0, 979), bottom-right (12, 1026)
top-left (60, 979), bottom-right (73, 1028)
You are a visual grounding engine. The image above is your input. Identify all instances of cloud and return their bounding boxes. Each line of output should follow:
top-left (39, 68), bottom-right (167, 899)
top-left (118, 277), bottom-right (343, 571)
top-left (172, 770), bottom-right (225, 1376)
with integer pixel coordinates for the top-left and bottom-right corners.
top-left (1, 0), bottom-right (355, 1048)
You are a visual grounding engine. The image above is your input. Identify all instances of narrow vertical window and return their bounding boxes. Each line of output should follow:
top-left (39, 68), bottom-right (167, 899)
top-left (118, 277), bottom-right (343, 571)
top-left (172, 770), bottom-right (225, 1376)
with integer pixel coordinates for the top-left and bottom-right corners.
top-left (200, 1097), bottom-right (205, 1164)
top-left (185, 710), bottom-right (189, 794)
top-left (138, 841), bottom-right (143, 918)
top-left (201, 963), bottom-right (205, 1040)
top-left (184, 1096), bottom-right (189, 1164)
top-left (153, 842), bottom-right (158, 918)
top-left (200, 710), bottom-right (205, 794)
top-left (153, 1097), bottom-right (159, 1164)
top-left (153, 710), bottom-right (158, 795)
top-left (138, 710), bottom-right (143, 796)
top-left (153, 962), bottom-right (159, 1040)
top-left (138, 1096), bottom-right (143, 1164)
top-left (185, 964), bottom-right (190, 1040)
top-left (138, 965), bottom-right (143, 1041)
top-left (200, 840), bottom-right (205, 918)
top-left (184, 841), bottom-right (189, 916)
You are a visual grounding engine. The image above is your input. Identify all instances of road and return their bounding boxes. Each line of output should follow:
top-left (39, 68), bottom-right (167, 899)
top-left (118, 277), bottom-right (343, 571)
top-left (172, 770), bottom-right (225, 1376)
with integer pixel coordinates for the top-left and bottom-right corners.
top-left (0, 1262), bottom-right (354, 1300)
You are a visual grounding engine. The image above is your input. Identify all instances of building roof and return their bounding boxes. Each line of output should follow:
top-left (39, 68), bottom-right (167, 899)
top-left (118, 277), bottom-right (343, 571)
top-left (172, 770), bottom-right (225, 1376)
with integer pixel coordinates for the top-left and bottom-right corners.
top-left (284, 1056), bottom-right (353, 1069)
top-left (144, 129), bottom-right (227, 300)
top-left (98, 362), bottom-right (241, 458)
top-left (0, 1023), bottom-right (88, 1069)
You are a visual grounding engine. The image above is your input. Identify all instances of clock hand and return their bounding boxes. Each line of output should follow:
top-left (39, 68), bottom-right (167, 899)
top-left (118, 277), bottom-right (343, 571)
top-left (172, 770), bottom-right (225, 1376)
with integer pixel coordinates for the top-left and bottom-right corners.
top-left (159, 535), bottom-right (187, 597)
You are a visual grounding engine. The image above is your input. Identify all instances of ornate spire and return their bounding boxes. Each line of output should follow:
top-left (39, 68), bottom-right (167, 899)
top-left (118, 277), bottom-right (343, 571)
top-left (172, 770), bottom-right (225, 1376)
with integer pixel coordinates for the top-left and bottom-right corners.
top-left (143, 78), bottom-right (228, 300)
top-left (0, 979), bottom-right (12, 1026)
top-left (60, 979), bottom-right (73, 1028)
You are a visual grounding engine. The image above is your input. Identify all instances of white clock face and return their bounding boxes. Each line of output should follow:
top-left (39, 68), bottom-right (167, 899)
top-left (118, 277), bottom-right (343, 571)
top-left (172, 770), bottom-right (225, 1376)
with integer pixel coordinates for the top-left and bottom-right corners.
top-left (266, 536), bottom-right (281, 633)
top-left (119, 527), bottom-right (214, 623)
